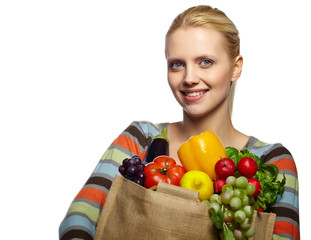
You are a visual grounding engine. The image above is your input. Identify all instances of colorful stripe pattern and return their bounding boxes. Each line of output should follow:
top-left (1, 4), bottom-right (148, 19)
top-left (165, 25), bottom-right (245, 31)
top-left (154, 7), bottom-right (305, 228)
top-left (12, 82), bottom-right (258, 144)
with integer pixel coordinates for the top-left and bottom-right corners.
top-left (59, 121), bottom-right (164, 239)
top-left (247, 137), bottom-right (299, 239)
top-left (59, 121), bottom-right (299, 240)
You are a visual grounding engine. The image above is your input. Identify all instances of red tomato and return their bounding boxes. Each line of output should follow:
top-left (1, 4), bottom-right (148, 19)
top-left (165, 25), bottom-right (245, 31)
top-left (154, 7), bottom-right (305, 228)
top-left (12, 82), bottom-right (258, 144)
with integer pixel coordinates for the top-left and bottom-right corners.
top-left (237, 157), bottom-right (258, 178)
top-left (248, 178), bottom-right (261, 197)
top-left (143, 156), bottom-right (186, 188)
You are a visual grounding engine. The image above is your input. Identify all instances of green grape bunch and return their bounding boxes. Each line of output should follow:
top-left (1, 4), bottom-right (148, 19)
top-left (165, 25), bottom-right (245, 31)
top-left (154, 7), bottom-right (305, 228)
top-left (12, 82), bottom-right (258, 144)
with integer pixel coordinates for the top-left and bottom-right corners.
top-left (203, 175), bottom-right (256, 240)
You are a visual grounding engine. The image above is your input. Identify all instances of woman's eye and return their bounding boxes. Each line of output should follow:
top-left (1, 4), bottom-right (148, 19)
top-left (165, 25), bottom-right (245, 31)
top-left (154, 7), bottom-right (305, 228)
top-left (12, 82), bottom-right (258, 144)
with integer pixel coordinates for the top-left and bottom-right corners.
top-left (200, 59), bottom-right (212, 66)
top-left (169, 62), bottom-right (183, 69)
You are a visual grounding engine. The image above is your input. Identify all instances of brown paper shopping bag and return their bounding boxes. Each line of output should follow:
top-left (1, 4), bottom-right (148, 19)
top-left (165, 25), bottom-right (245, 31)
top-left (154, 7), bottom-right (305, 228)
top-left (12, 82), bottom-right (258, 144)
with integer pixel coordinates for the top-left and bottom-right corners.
top-left (94, 175), bottom-right (276, 240)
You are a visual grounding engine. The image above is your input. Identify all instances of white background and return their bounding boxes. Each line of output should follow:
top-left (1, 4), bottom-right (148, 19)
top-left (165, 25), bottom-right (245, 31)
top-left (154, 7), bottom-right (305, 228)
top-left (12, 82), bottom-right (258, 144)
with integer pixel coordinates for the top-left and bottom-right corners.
top-left (1, 0), bottom-right (309, 239)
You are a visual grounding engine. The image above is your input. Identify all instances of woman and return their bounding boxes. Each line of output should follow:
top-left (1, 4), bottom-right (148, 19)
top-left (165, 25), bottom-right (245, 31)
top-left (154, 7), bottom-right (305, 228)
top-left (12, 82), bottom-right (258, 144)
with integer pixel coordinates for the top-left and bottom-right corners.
top-left (59, 5), bottom-right (299, 240)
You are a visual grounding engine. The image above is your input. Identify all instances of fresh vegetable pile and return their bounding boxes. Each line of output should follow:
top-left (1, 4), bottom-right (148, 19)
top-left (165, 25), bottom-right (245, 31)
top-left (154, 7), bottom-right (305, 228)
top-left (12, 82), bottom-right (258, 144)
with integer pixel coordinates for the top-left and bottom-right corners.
top-left (225, 145), bottom-right (286, 212)
top-left (206, 145), bottom-right (286, 240)
top-left (118, 130), bottom-right (286, 240)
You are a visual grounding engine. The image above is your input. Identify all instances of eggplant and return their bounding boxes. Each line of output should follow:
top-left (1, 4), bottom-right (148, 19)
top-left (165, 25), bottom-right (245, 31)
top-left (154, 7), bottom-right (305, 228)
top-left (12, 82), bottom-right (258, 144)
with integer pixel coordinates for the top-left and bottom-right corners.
top-left (144, 126), bottom-right (169, 163)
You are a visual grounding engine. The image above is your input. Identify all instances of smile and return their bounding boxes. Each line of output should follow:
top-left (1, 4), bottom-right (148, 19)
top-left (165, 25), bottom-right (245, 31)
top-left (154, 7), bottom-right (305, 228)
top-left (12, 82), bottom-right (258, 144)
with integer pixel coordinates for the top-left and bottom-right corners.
top-left (183, 90), bottom-right (208, 97)
top-left (181, 89), bottom-right (209, 103)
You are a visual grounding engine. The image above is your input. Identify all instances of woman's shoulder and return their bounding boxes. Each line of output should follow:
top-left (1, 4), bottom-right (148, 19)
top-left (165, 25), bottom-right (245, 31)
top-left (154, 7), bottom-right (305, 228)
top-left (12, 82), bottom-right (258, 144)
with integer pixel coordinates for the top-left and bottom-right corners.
top-left (126, 120), bottom-right (168, 138)
top-left (246, 136), bottom-right (297, 173)
top-left (246, 136), bottom-right (283, 157)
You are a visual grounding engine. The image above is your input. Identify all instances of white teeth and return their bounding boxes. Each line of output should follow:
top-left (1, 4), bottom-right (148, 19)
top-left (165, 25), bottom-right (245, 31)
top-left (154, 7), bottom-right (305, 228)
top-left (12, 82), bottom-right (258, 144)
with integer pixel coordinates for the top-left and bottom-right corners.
top-left (185, 91), bottom-right (207, 97)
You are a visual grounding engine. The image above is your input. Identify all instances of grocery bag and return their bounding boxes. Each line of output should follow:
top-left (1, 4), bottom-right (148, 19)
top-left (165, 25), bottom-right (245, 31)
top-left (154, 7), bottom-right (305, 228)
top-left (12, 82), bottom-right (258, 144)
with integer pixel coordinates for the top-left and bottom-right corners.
top-left (94, 175), bottom-right (276, 240)
top-left (250, 211), bottom-right (276, 240)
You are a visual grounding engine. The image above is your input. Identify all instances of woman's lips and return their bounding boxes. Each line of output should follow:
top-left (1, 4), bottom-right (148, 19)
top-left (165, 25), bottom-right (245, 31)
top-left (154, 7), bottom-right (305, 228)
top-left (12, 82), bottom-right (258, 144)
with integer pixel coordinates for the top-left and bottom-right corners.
top-left (181, 89), bottom-right (209, 102)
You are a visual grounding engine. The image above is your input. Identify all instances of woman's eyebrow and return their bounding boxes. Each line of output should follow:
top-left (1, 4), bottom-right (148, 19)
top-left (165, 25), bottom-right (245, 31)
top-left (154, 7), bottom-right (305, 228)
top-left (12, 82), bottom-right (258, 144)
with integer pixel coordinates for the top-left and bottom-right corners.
top-left (167, 57), bottom-right (184, 63)
top-left (167, 55), bottom-right (217, 63)
top-left (195, 54), bottom-right (217, 61)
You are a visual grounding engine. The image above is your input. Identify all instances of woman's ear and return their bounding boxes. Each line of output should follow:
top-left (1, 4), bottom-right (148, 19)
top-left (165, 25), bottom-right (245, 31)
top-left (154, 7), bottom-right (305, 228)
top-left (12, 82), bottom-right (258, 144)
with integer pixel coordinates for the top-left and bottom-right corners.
top-left (232, 55), bottom-right (243, 82)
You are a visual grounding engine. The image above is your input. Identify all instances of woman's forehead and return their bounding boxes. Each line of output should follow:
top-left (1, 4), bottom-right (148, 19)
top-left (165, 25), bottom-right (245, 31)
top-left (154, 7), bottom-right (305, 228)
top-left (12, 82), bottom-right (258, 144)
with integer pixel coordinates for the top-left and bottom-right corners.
top-left (165, 27), bottom-right (227, 59)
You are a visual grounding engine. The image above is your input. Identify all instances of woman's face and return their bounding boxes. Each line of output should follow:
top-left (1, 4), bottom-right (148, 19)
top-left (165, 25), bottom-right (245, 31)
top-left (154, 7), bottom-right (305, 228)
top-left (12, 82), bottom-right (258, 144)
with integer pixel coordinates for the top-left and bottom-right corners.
top-left (165, 27), bottom-right (241, 118)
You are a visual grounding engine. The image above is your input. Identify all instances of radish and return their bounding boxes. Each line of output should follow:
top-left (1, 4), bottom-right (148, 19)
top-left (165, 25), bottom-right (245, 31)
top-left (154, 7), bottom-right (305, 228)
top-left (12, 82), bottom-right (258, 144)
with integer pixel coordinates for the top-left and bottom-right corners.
top-left (237, 157), bottom-right (258, 178)
top-left (248, 178), bottom-right (261, 197)
top-left (214, 179), bottom-right (226, 193)
top-left (215, 158), bottom-right (236, 179)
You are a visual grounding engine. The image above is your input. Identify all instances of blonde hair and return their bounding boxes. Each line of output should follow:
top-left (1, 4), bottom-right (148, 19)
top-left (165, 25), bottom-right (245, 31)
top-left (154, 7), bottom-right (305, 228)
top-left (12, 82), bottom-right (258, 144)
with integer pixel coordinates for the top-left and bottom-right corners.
top-left (166, 5), bottom-right (240, 115)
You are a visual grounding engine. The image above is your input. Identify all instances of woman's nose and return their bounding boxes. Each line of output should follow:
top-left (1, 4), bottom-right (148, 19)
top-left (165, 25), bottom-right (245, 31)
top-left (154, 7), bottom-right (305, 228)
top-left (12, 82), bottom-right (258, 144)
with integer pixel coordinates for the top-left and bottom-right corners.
top-left (183, 66), bottom-right (200, 86)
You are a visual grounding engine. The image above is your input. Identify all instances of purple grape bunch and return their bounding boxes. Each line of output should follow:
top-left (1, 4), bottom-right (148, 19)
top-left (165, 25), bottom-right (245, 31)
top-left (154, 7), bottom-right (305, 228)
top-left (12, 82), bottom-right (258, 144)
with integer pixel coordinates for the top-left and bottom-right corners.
top-left (118, 155), bottom-right (146, 186)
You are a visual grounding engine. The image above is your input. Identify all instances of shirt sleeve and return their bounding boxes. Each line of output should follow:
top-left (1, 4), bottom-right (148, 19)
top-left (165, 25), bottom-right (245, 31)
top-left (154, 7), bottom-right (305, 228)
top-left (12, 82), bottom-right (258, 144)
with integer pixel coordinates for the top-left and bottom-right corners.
top-left (58, 121), bottom-right (154, 240)
top-left (260, 144), bottom-right (300, 240)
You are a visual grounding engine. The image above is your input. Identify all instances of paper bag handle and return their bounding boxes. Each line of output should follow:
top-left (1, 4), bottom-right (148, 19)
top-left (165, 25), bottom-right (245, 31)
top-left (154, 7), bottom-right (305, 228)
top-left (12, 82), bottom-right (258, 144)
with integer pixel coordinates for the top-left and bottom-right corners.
top-left (156, 181), bottom-right (200, 201)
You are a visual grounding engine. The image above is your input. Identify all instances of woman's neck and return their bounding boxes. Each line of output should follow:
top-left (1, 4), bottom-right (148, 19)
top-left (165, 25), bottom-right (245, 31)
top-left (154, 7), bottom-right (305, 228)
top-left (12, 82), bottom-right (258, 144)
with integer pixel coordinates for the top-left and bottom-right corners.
top-left (177, 108), bottom-right (247, 149)
top-left (182, 108), bottom-right (233, 137)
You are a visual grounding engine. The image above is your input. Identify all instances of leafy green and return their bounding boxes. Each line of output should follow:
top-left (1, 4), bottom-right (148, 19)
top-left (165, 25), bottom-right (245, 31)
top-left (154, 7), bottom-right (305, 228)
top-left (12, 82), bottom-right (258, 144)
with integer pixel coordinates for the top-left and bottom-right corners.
top-left (223, 229), bottom-right (235, 240)
top-left (254, 170), bottom-right (265, 183)
top-left (225, 147), bottom-right (240, 167)
top-left (279, 174), bottom-right (286, 195)
top-left (255, 174), bottom-right (286, 211)
top-left (253, 162), bottom-right (285, 211)
top-left (211, 210), bottom-right (224, 230)
top-left (261, 164), bottom-right (279, 182)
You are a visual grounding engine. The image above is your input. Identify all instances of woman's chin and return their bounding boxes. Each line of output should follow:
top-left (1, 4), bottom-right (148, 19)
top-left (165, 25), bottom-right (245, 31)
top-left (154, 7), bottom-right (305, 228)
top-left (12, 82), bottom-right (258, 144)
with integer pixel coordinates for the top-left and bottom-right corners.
top-left (183, 108), bottom-right (209, 119)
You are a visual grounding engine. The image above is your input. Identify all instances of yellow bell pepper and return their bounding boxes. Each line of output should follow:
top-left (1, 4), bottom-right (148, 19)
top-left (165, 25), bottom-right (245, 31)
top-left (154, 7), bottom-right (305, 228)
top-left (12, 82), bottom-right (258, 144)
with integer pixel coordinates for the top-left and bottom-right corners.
top-left (177, 131), bottom-right (226, 181)
top-left (179, 170), bottom-right (214, 201)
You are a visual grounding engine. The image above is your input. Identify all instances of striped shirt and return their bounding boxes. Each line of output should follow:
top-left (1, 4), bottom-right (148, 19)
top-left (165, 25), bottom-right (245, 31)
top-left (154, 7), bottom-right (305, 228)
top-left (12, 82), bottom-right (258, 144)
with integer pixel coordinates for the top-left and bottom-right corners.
top-left (59, 121), bottom-right (299, 240)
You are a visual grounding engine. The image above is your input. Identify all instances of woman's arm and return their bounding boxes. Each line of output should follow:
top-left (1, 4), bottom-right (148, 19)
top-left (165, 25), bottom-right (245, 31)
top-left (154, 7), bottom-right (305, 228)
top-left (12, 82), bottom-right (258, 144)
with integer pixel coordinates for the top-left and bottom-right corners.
top-left (261, 144), bottom-right (299, 240)
top-left (58, 121), bottom-right (160, 240)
